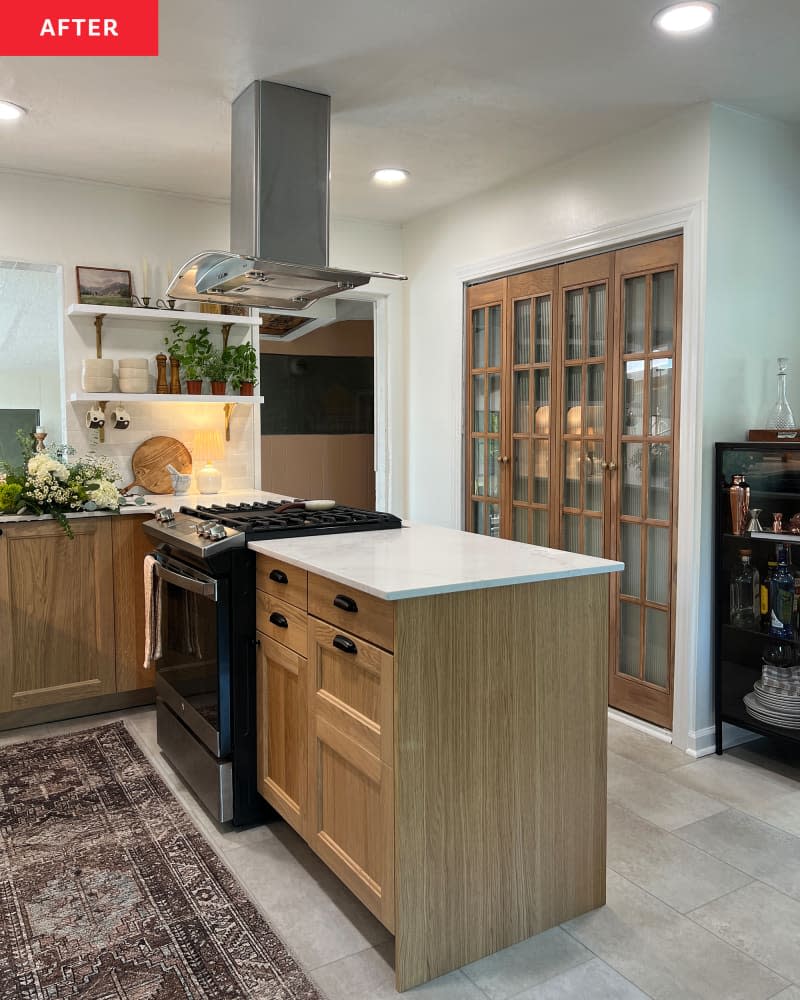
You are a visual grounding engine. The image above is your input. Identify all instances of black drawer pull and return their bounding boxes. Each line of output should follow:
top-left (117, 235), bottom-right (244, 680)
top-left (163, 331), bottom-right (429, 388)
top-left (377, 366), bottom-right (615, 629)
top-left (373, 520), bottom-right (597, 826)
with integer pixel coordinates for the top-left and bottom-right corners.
top-left (269, 569), bottom-right (288, 584)
top-left (333, 634), bottom-right (357, 655)
top-left (333, 594), bottom-right (358, 613)
top-left (269, 611), bottom-right (288, 628)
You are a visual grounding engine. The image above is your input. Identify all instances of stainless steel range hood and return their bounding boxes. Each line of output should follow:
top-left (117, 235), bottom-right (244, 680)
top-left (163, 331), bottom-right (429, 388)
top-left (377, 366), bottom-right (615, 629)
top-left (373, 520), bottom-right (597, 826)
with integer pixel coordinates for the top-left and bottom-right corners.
top-left (167, 81), bottom-right (406, 310)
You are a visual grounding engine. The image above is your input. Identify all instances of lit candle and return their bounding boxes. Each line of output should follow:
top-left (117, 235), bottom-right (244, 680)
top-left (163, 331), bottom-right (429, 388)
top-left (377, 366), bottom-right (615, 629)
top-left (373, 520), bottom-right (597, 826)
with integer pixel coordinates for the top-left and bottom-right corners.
top-left (142, 257), bottom-right (150, 297)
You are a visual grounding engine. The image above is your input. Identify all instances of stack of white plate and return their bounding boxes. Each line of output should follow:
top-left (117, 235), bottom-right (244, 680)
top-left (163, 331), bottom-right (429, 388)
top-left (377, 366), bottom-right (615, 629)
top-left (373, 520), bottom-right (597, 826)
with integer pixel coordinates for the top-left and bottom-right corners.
top-left (744, 679), bottom-right (800, 729)
top-left (118, 357), bottom-right (150, 393)
top-left (82, 357), bottom-right (114, 393)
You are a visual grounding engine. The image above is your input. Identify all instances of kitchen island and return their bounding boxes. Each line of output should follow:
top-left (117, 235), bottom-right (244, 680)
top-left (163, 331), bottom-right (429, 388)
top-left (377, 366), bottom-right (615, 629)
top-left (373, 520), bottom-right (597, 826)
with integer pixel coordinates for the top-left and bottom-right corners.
top-left (248, 525), bottom-right (622, 991)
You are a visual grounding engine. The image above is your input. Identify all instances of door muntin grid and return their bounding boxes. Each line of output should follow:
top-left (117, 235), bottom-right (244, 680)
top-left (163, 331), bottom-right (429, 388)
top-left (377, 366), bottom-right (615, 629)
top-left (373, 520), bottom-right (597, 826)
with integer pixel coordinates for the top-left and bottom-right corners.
top-left (560, 281), bottom-right (607, 556)
top-left (617, 267), bottom-right (677, 692)
top-left (512, 294), bottom-right (551, 546)
top-left (470, 302), bottom-right (502, 538)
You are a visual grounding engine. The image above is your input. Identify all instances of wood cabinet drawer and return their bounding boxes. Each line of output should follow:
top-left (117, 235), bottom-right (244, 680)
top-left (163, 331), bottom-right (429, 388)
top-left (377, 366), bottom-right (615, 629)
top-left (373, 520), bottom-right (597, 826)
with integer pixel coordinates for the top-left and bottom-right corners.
top-left (256, 556), bottom-right (308, 611)
top-left (256, 592), bottom-right (308, 657)
top-left (307, 617), bottom-right (393, 765)
top-left (308, 573), bottom-right (394, 652)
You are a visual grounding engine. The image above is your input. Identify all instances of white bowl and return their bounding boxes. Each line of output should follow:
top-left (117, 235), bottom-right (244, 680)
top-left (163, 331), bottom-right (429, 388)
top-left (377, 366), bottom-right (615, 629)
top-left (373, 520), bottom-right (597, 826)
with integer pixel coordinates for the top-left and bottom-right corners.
top-left (118, 357), bottom-right (149, 370)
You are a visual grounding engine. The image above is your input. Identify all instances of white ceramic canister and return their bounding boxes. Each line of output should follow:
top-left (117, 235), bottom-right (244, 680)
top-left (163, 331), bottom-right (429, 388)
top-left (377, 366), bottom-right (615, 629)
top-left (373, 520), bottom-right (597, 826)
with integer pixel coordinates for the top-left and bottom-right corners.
top-left (82, 357), bottom-right (114, 393)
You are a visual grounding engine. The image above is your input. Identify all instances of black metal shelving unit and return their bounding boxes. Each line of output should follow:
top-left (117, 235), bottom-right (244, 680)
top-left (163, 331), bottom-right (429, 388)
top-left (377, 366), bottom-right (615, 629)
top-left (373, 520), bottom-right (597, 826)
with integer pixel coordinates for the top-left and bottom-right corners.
top-left (714, 442), bottom-right (800, 754)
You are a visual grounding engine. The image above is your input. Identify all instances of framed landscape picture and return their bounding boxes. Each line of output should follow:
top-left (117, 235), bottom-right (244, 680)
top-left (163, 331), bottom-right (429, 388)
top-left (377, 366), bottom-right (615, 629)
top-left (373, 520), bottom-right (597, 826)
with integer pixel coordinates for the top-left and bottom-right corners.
top-left (76, 266), bottom-right (133, 307)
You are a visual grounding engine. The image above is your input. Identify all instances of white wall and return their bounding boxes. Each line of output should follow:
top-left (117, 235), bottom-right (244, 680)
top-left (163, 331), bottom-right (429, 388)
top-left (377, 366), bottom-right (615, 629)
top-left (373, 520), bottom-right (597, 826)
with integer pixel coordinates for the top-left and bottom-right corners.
top-left (696, 106), bottom-right (800, 739)
top-left (0, 171), bottom-right (406, 500)
top-left (402, 104), bottom-right (711, 528)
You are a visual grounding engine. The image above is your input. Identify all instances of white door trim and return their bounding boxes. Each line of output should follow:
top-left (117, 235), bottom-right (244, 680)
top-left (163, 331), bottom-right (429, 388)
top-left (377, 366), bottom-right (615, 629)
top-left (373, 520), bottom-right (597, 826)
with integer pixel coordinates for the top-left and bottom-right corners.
top-left (455, 202), bottom-right (707, 753)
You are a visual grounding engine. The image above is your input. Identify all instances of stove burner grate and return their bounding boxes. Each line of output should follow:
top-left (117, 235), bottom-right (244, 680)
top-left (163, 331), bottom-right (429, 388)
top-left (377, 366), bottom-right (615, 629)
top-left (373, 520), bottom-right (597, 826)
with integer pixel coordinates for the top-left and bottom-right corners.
top-left (179, 501), bottom-right (403, 540)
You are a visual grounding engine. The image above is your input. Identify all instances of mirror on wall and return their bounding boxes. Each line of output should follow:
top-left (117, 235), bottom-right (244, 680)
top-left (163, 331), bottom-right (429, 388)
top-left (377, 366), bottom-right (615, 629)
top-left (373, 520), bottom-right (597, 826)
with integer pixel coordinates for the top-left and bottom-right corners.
top-left (0, 261), bottom-right (63, 463)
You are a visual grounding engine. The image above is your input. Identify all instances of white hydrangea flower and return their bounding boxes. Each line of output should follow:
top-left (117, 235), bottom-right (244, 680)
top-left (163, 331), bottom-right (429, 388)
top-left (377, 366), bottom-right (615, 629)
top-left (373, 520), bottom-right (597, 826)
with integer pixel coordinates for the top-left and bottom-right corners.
top-left (88, 480), bottom-right (121, 510)
top-left (27, 454), bottom-right (69, 482)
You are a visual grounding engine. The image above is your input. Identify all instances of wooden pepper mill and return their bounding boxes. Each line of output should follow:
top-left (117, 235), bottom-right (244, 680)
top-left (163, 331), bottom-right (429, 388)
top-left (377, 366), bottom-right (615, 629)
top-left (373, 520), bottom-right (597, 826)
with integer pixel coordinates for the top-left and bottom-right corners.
top-left (155, 353), bottom-right (169, 394)
top-left (169, 356), bottom-right (181, 394)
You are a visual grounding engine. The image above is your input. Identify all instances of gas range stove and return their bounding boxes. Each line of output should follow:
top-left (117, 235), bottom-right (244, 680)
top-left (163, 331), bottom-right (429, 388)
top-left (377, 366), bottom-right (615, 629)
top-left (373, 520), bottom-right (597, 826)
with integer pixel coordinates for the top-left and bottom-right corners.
top-left (143, 500), bottom-right (403, 559)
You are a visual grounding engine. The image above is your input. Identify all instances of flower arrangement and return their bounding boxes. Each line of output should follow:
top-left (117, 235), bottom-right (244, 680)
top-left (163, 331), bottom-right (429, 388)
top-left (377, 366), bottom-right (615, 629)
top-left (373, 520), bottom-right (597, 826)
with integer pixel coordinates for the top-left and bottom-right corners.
top-left (0, 432), bottom-right (122, 537)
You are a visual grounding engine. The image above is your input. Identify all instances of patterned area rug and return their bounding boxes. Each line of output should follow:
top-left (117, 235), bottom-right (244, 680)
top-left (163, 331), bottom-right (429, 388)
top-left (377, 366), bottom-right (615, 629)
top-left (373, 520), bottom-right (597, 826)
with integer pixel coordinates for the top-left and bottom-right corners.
top-left (0, 722), bottom-right (322, 999)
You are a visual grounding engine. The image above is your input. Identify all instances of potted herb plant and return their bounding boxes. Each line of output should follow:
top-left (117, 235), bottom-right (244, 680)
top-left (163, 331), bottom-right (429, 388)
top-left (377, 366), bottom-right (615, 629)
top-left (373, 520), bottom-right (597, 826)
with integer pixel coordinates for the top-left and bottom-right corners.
top-left (229, 342), bottom-right (259, 396)
top-left (165, 323), bottom-right (212, 394)
top-left (202, 346), bottom-right (232, 395)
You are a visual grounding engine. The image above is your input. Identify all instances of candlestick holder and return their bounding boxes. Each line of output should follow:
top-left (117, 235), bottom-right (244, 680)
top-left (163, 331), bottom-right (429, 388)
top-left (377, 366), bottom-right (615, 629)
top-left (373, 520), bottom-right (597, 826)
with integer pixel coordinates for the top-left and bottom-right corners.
top-left (131, 295), bottom-right (153, 309)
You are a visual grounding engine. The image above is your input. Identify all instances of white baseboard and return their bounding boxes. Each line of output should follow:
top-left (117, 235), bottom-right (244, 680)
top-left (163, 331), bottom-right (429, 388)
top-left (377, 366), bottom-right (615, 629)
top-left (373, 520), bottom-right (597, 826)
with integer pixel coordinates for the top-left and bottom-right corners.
top-left (607, 707), bottom-right (673, 744)
top-left (684, 722), bottom-right (759, 758)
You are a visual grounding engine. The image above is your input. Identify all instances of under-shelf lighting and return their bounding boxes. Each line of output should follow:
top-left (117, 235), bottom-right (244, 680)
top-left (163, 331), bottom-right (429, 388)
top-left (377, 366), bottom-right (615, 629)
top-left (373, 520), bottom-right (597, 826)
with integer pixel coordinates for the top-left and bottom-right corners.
top-left (653, 1), bottom-right (717, 34)
top-left (0, 101), bottom-right (27, 121)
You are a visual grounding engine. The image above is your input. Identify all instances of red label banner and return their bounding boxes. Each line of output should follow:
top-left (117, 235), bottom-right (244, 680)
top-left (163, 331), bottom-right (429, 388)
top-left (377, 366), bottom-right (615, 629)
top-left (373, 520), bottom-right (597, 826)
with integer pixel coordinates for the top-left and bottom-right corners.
top-left (2, 2), bottom-right (159, 56)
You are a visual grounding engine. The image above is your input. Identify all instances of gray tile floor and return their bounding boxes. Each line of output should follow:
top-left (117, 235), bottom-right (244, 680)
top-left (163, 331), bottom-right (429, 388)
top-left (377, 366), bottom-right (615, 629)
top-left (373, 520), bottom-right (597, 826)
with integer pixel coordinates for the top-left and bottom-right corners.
top-left (3, 708), bottom-right (800, 999)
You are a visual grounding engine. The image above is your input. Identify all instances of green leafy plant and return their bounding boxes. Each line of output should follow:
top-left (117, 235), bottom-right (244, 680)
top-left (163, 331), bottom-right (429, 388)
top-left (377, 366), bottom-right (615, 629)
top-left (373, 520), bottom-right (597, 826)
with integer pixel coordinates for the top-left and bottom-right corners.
top-left (229, 342), bottom-right (259, 390)
top-left (164, 323), bottom-right (212, 380)
top-left (202, 346), bottom-right (233, 384)
top-left (0, 436), bottom-right (121, 537)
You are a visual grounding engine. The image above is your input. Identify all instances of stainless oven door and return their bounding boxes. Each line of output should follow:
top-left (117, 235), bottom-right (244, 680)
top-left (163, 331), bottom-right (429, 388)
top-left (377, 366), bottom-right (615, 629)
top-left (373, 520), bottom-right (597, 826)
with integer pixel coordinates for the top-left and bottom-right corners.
top-left (153, 554), bottom-right (229, 757)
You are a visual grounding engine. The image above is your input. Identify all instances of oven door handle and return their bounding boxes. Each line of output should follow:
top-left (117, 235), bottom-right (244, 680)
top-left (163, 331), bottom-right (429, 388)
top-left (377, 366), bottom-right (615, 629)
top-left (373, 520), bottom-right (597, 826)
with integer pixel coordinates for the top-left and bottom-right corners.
top-left (155, 561), bottom-right (218, 601)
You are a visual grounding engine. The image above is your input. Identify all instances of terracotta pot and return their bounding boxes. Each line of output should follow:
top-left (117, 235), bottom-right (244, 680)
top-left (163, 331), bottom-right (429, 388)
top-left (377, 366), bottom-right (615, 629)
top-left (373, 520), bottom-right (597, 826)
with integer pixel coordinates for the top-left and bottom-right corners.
top-left (185, 379), bottom-right (203, 395)
top-left (210, 380), bottom-right (227, 395)
top-left (239, 382), bottom-right (254, 397)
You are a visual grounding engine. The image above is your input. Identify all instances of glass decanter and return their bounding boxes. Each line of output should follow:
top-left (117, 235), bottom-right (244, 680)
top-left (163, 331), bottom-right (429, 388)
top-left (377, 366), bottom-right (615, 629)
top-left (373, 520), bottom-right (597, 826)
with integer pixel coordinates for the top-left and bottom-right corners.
top-left (766, 357), bottom-right (796, 430)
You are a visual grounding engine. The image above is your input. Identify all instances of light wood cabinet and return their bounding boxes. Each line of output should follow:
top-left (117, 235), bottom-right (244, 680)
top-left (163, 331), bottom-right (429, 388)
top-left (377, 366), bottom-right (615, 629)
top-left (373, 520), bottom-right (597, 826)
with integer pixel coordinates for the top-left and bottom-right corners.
top-left (0, 518), bottom-right (116, 713)
top-left (111, 514), bottom-right (155, 693)
top-left (254, 553), bottom-right (609, 992)
top-left (256, 632), bottom-right (307, 837)
top-left (306, 617), bottom-right (395, 929)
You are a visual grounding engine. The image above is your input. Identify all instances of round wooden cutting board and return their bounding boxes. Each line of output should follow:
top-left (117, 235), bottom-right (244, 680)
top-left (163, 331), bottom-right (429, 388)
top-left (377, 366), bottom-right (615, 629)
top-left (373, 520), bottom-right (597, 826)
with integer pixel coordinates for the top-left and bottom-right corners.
top-left (122, 436), bottom-right (192, 495)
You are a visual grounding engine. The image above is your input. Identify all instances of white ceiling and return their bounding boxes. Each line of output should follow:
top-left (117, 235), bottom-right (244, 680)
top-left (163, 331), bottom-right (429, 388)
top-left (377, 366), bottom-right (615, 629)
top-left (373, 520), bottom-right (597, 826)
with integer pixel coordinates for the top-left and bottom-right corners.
top-left (0, 0), bottom-right (798, 224)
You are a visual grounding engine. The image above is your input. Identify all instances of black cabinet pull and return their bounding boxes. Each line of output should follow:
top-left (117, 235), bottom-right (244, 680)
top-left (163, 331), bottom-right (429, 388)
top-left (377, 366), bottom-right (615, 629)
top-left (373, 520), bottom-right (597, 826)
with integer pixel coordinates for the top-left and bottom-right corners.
top-left (333, 594), bottom-right (358, 613)
top-left (269, 569), bottom-right (288, 584)
top-left (269, 612), bottom-right (288, 628)
top-left (333, 634), bottom-right (357, 655)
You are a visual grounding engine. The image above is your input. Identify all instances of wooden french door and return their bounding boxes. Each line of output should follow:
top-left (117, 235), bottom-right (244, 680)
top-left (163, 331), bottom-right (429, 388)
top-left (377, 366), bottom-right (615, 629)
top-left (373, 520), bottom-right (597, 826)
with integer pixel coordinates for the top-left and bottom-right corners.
top-left (608, 237), bottom-right (682, 728)
top-left (465, 235), bottom-right (682, 729)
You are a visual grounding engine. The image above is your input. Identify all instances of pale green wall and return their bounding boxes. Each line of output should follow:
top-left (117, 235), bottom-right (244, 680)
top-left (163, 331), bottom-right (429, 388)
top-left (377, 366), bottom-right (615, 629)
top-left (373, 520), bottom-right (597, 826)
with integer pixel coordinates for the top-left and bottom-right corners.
top-left (697, 106), bottom-right (800, 735)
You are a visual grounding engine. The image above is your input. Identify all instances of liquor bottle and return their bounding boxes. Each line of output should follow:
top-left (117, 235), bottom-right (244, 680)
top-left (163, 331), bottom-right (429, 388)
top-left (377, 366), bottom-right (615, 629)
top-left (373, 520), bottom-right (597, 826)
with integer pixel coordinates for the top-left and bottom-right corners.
top-left (769, 544), bottom-right (795, 639)
top-left (730, 550), bottom-right (759, 628)
top-left (761, 561), bottom-right (775, 631)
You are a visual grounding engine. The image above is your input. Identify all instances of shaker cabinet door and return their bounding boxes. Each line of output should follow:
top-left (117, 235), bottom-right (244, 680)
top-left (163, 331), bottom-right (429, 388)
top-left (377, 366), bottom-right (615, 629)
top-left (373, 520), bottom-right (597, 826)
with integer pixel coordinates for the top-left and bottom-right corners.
top-left (0, 519), bottom-right (116, 714)
top-left (256, 632), bottom-right (307, 836)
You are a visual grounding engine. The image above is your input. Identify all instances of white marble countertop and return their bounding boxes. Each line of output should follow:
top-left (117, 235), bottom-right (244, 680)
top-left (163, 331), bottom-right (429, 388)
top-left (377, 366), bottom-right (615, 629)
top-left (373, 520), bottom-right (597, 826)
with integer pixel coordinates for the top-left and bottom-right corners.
top-left (248, 522), bottom-right (623, 600)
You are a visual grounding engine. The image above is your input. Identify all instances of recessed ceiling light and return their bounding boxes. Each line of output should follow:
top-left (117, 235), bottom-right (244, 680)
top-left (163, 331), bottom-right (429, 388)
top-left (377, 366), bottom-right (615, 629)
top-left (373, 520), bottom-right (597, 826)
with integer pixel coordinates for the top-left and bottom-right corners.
top-left (371, 168), bottom-right (409, 186)
top-left (653, 1), bottom-right (717, 34)
top-left (0, 101), bottom-right (27, 121)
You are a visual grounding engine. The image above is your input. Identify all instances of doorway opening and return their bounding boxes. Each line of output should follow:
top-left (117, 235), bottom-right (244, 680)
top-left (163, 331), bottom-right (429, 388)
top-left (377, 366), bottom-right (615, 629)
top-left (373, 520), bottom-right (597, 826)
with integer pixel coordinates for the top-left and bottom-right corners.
top-left (259, 299), bottom-right (376, 509)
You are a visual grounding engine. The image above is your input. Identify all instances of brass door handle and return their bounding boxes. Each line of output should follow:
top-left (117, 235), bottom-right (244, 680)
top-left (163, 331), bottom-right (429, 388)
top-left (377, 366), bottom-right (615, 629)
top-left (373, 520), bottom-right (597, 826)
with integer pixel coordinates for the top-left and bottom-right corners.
top-left (498, 456), bottom-right (510, 464)
top-left (607, 462), bottom-right (618, 471)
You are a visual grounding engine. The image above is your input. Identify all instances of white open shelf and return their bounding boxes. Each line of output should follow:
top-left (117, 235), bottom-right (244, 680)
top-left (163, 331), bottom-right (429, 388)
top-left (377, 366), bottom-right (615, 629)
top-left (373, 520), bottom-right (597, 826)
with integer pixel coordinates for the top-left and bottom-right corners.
top-left (67, 303), bottom-right (261, 327)
top-left (70, 392), bottom-right (263, 405)
top-left (749, 531), bottom-right (800, 544)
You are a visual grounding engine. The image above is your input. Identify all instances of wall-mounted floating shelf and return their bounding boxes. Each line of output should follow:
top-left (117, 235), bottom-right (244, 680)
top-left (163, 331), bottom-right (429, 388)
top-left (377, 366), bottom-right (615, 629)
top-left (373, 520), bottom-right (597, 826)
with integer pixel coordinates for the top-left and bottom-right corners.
top-left (69, 392), bottom-right (262, 405)
top-left (67, 303), bottom-right (260, 357)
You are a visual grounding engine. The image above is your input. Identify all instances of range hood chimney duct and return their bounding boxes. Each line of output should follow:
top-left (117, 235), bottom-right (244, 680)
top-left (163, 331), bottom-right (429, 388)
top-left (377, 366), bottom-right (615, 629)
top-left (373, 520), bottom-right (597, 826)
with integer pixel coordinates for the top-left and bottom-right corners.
top-left (166, 80), bottom-right (405, 311)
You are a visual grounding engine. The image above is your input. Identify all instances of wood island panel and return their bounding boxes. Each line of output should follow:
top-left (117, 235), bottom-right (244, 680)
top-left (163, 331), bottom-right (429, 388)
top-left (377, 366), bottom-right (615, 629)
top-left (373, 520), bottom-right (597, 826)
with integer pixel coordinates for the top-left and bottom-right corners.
top-left (393, 573), bottom-right (608, 991)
